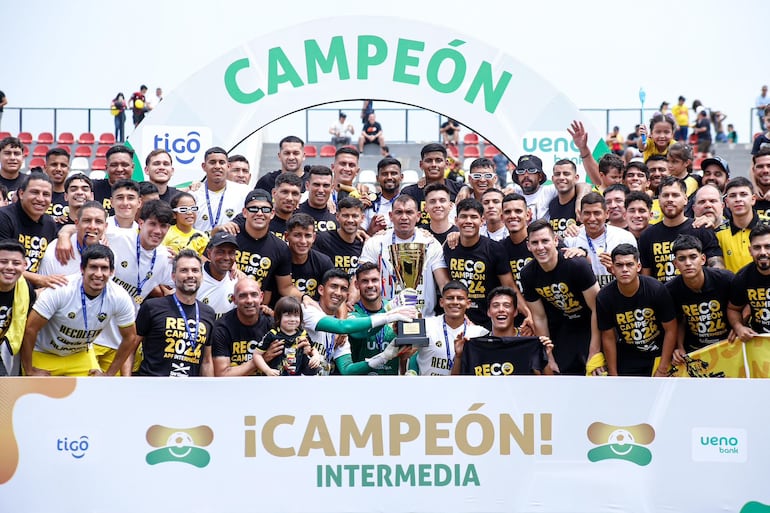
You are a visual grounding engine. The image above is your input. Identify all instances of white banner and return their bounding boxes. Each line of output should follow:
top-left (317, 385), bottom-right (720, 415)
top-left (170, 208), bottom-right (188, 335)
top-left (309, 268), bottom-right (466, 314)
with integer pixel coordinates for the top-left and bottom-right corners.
top-left (1, 377), bottom-right (768, 513)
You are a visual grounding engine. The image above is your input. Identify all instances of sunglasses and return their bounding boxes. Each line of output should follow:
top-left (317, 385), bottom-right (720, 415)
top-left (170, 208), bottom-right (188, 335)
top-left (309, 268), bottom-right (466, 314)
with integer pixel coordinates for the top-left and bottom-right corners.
top-left (246, 205), bottom-right (273, 214)
top-left (172, 206), bottom-right (199, 214)
top-left (470, 172), bottom-right (495, 180)
top-left (514, 168), bottom-right (540, 175)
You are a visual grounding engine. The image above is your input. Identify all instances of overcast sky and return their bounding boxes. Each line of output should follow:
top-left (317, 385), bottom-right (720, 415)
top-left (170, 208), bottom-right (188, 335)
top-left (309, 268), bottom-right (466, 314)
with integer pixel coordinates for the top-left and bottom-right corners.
top-left (2, 0), bottom-right (765, 142)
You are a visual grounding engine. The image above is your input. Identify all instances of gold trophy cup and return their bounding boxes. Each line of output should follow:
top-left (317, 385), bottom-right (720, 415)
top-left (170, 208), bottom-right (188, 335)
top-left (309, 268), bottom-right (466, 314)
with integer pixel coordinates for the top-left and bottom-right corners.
top-left (389, 243), bottom-right (430, 347)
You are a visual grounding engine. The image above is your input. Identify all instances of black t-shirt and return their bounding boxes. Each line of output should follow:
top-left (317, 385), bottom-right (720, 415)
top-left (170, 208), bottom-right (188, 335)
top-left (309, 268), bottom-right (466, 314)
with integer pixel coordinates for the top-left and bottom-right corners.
top-left (426, 224), bottom-right (458, 246)
top-left (362, 121), bottom-right (383, 138)
top-left (520, 253), bottom-right (596, 372)
top-left (460, 336), bottom-right (547, 375)
top-left (269, 216), bottom-right (288, 240)
top-left (0, 174), bottom-right (26, 198)
top-left (401, 181), bottom-right (464, 227)
top-left (729, 263), bottom-right (770, 334)
top-left (159, 186), bottom-right (180, 205)
top-left (0, 285), bottom-right (36, 341)
top-left (313, 230), bottom-right (363, 276)
top-left (639, 218), bottom-right (722, 283)
top-left (547, 195), bottom-right (578, 241)
top-left (696, 118), bottom-right (712, 142)
top-left (665, 267), bottom-right (734, 352)
top-left (257, 328), bottom-right (318, 376)
top-left (91, 179), bottom-right (114, 214)
top-left (47, 191), bottom-right (68, 220)
top-left (596, 275), bottom-right (676, 376)
top-left (292, 249), bottom-right (333, 300)
top-left (444, 237), bottom-right (509, 328)
top-left (211, 308), bottom-right (272, 368)
top-left (136, 295), bottom-right (216, 377)
top-left (0, 202), bottom-right (58, 273)
top-left (501, 237), bottom-right (533, 293)
top-left (255, 169), bottom-right (310, 194)
top-left (234, 230), bottom-right (291, 294)
top-left (756, 199), bottom-right (770, 219)
top-left (297, 201), bottom-right (337, 233)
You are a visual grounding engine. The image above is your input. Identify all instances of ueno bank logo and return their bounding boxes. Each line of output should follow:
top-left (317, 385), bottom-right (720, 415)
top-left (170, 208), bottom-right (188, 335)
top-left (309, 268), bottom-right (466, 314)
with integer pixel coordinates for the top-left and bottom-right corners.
top-left (145, 424), bottom-right (214, 468)
top-left (692, 428), bottom-right (747, 463)
top-left (586, 422), bottom-right (654, 466)
top-left (142, 125), bottom-right (212, 166)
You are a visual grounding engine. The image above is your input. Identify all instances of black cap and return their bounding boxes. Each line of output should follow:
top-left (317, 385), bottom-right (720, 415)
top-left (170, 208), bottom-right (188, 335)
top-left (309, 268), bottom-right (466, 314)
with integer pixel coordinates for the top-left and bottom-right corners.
top-left (700, 155), bottom-right (730, 176)
top-left (516, 154), bottom-right (543, 172)
top-left (244, 188), bottom-right (272, 207)
top-left (208, 231), bottom-right (239, 249)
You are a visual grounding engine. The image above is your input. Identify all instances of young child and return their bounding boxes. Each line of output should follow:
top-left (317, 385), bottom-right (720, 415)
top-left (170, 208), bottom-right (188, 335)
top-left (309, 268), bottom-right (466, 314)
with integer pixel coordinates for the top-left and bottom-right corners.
top-left (638, 113), bottom-right (677, 161)
top-left (666, 143), bottom-right (699, 198)
top-left (253, 297), bottom-right (319, 376)
top-left (163, 192), bottom-right (209, 256)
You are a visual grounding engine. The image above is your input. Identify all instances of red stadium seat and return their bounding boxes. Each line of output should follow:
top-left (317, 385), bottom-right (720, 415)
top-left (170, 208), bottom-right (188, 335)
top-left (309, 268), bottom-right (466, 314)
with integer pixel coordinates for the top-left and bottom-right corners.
top-left (91, 157), bottom-right (107, 170)
top-left (77, 132), bottom-right (95, 145)
top-left (693, 157), bottom-right (705, 170)
top-left (0, 131), bottom-right (11, 140)
top-left (688, 134), bottom-right (698, 146)
top-left (32, 145), bottom-right (50, 158)
top-left (463, 145), bottom-right (480, 158)
top-left (95, 145), bottom-right (110, 158)
top-left (37, 132), bottom-right (54, 144)
top-left (18, 132), bottom-right (33, 145)
top-left (446, 144), bottom-right (459, 158)
top-left (75, 146), bottom-right (92, 158)
top-left (483, 146), bottom-right (500, 158)
top-left (304, 144), bottom-right (317, 157)
top-left (463, 133), bottom-right (479, 145)
top-left (57, 132), bottom-right (75, 145)
top-left (29, 157), bottom-right (46, 169)
top-left (319, 144), bottom-right (336, 157)
top-left (98, 133), bottom-right (116, 145)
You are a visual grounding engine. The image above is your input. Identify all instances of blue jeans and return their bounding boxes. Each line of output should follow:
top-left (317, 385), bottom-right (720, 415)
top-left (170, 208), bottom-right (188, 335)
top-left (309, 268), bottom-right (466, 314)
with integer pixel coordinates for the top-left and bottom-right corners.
top-left (114, 113), bottom-right (125, 142)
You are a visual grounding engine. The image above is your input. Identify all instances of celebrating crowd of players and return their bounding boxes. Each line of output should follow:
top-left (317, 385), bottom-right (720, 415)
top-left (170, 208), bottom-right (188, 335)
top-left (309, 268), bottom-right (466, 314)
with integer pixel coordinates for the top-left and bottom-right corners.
top-left (0, 118), bottom-right (769, 377)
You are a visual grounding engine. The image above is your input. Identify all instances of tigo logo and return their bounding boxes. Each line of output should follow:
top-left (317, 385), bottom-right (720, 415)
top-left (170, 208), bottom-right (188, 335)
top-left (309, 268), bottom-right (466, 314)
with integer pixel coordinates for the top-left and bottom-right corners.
top-left (586, 422), bottom-right (654, 466)
top-left (142, 125), bottom-right (212, 167)
top-left (145, 424), bottom-right (214, 468)
top-left (692, 428), bottom-right (747, 463)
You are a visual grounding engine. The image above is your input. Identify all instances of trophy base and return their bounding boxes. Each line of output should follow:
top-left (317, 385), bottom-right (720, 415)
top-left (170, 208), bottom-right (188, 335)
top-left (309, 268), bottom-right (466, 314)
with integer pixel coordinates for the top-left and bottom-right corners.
top-left (395, 319), bottom-right (429, 347)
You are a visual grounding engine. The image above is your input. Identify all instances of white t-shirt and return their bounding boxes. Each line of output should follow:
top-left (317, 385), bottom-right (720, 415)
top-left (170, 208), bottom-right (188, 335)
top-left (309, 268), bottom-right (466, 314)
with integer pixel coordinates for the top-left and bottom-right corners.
top-left (38, 234), bottom-right (81, 276)
top-left (416, 315), bottom-right (488, 375)
top-left (105, 217), bottom-right (138, 236)
top-left (197, 266), bottom-right (236, 317)
top-left (192, 181), bottom-right (250, 233)
top-left (107, 230), bottom-right (174, 307)
top-left (480, 224), bottom-right (509, 241)
top-left (34, 275), bottom-right (135, 355)
top-left (359, 228), bottom-right (447, 317)
top-left (563, 225), bottom-right (638, 284)
top-left (303, 305), bottom-right (352, 375)
top-left (525, 184), bottom-right (557, 221)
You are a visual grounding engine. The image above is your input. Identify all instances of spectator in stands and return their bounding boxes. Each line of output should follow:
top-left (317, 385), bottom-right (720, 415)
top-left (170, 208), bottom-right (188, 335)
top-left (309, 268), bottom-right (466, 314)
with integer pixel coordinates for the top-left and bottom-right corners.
top-left (358, 112), bottom-right (385, 153)
top-left (659, 101), bottom-right (670, 117)
top-left (605, 126), bottom-right (624, 156)
top-left (380, 145), bottom-right (393, 158)
top-left (254, 135), bottom-right (309, 193)
top-left (492, 152), bottom-right (510, 187)
top-left (360, 100), bottom-right (374, 125)
top-left (756, 85), bottom-right (768, 131)
top-left (329, 111), bottom-right (354, 147)
top-left (0, 89), bottom-right (6, 131)
top-left (625, 124), bottom-right (642, 149)
top-left (129, 85), bottom-right (148, 127)
top-left (145, 87), bottom-right (163, 111)
top-left (751, 108), bottom-right (770, 155)
top-left (111, 92), bottom-right (127, 142)
top-left (227, 155), bottom-right (251, 185)
top-left (727, 124), bottom-right (737, 144)
top-left (0, 136), bottom-right (26, 197)
top-left (439, 118), bottom-right (461, 146)
top-left (712, 110), bottom-right (727, 143)
top-left (672, 96), bottom-right (689, 141)
top-left (693, 110), bottom-right (712, 155)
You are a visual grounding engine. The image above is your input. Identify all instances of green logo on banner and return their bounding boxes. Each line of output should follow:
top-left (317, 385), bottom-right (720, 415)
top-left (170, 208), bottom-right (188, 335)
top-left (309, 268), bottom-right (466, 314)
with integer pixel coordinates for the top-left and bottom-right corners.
top-left (586, 422), bottom-right (654, 466)
top-left (145, 424), bottom-right (214, 468)
top-left (741, 502), bottom-right (770, 513)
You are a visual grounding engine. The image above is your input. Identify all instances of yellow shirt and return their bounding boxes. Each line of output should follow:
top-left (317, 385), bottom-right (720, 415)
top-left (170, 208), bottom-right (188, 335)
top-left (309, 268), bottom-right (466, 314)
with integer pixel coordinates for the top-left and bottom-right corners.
top-left (163, 225), bottom-right (209, 256)
top-left (642, 138), bottom-right (676, 161)
top-left (716, 214), bottom-right (769, 273)
top-left (672, 104), bottom-right (689, 127)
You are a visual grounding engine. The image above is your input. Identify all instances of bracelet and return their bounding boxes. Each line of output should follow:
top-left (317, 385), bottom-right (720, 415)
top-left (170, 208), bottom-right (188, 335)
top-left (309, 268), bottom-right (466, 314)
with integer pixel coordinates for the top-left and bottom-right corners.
top-left (580, 153), bottom-right (590, 159)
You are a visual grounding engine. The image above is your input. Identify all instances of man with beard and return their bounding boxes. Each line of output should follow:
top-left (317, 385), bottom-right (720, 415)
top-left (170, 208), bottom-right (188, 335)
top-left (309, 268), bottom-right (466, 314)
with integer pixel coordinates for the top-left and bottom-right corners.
top-left (364, 157), bottom-right (403, 235)
top-left (20, 244), bottom-right (136, 376)
top-left (268, 172), bottom-right (303, 238)
top-left (751, 149), bottom-right (770, 218)
top-left (144, 149), bottom-right (179, 204)
top-left (639, 176), bottom-right (724, 283)
top-left (43, 148), bottom-right (70, 223)
top-left (136, 249), bottom-right (216, 377)
top-left (313, 196), bottom-right (364, 276)
top-left (728, 222), bottom-right (770, 340)
top-left (197, 231), bottom-right (240, 317)
top-left (297, 165), bottom-right (337, 234)
top-left (255, 135), bottom-right (309, 193)
top-left (401, 143), bottom-right (464, 226)
top-left (511, 154), bottom-right (589, 222)
top-left (192, 147), bottom-right (250, 233)
top-left (700, 155), bottom-right (730, 194)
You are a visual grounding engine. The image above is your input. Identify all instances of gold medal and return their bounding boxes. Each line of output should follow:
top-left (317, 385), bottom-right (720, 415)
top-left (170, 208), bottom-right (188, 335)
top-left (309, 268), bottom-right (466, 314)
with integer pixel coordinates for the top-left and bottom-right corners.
top-left (135, 295), bottom-right (144, 305)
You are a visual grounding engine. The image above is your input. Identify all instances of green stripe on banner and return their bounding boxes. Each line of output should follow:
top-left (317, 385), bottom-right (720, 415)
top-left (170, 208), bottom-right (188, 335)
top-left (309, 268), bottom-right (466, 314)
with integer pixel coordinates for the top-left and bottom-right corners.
top-left (592, 138), bottom-right (611, 160)
top-left (124, 140), bottom-right (145, 182)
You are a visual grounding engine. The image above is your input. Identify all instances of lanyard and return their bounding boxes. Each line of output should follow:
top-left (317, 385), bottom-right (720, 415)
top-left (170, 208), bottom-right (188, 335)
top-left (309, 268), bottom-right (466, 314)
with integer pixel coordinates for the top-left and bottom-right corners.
top-left (172, 295), bottom-right (200, 351)
top-left (136, 235), bottom-right (157, 298)
top-left (586, 230), bottom-right (607, 256)
top-left (80, 284), bottom-right (105, 347)
top-left (373, 193), bottom-right (399, 213)
top-left (357, 301), bottom-right (384, 351)
top-left (442, 318), bottom-right (467, 371)
top-left (76, 237), bottom-right (85, 256)
top-left (205, 186), bottom-right (226, 228)
top-left (325, 333), bottom-right (336, 362)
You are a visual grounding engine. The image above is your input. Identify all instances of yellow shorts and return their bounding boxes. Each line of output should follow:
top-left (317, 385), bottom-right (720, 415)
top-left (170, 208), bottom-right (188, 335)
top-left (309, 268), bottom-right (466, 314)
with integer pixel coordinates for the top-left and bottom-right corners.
top-left (92, 344), bottom-right (143, 375)
top-left (30, 348), bottom-right (99, 377)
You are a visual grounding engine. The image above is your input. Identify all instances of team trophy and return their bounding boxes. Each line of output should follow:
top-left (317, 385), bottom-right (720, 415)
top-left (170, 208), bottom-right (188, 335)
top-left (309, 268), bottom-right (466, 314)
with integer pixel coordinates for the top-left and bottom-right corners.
top-left (389, 242), bottom-right (430, 347)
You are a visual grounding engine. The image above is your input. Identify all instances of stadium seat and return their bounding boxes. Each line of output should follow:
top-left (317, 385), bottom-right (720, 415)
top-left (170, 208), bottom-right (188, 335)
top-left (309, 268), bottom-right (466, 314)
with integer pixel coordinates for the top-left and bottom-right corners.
top-left (32, 145), bottom-right (50, 158)
top-left (483, 146), bottom-right (500, 158)
top-left (693, 157), bottom-right (705, 170)
top-left (463, 133), bottom-right (479, 145)
top-left (463, 145), bottom-right (480, 158)
top-left (29, 157), bottom-right (46, 169)
top-left (37, 132), bottom-right (54, 144)
top-left (18, 132), bottom-right (33, 145)
top-left (95, 145), bottom-right (110, 158)
top-left (57, 132), bottom-right (75, 145)
top-left (358, 169), bottom-right (377, 184)
top-left (304, 144), bottom-right (317, 158)
top-left (319, 144), bottom-right (336, 157)
top-left (89, 170), bottom-right (106, 180)
top-left (75, 146), bottom-right (92, 158)
top-left (77, 132), bottom-right (95, 145)
top-left (91, 157), bottom-right (107, 170)
top-left (687, 134), bottom-right (698, 146)
top-left (402, 169), bottom-right (420, 186)
top-left (0, 131), bottom-right (11, 140)
top-left (98, 133), bottom-right (116, 145)
top-left (446, 144), bottom-right (459, 158)
top-left (70, 157), bottom-right (90, 172)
